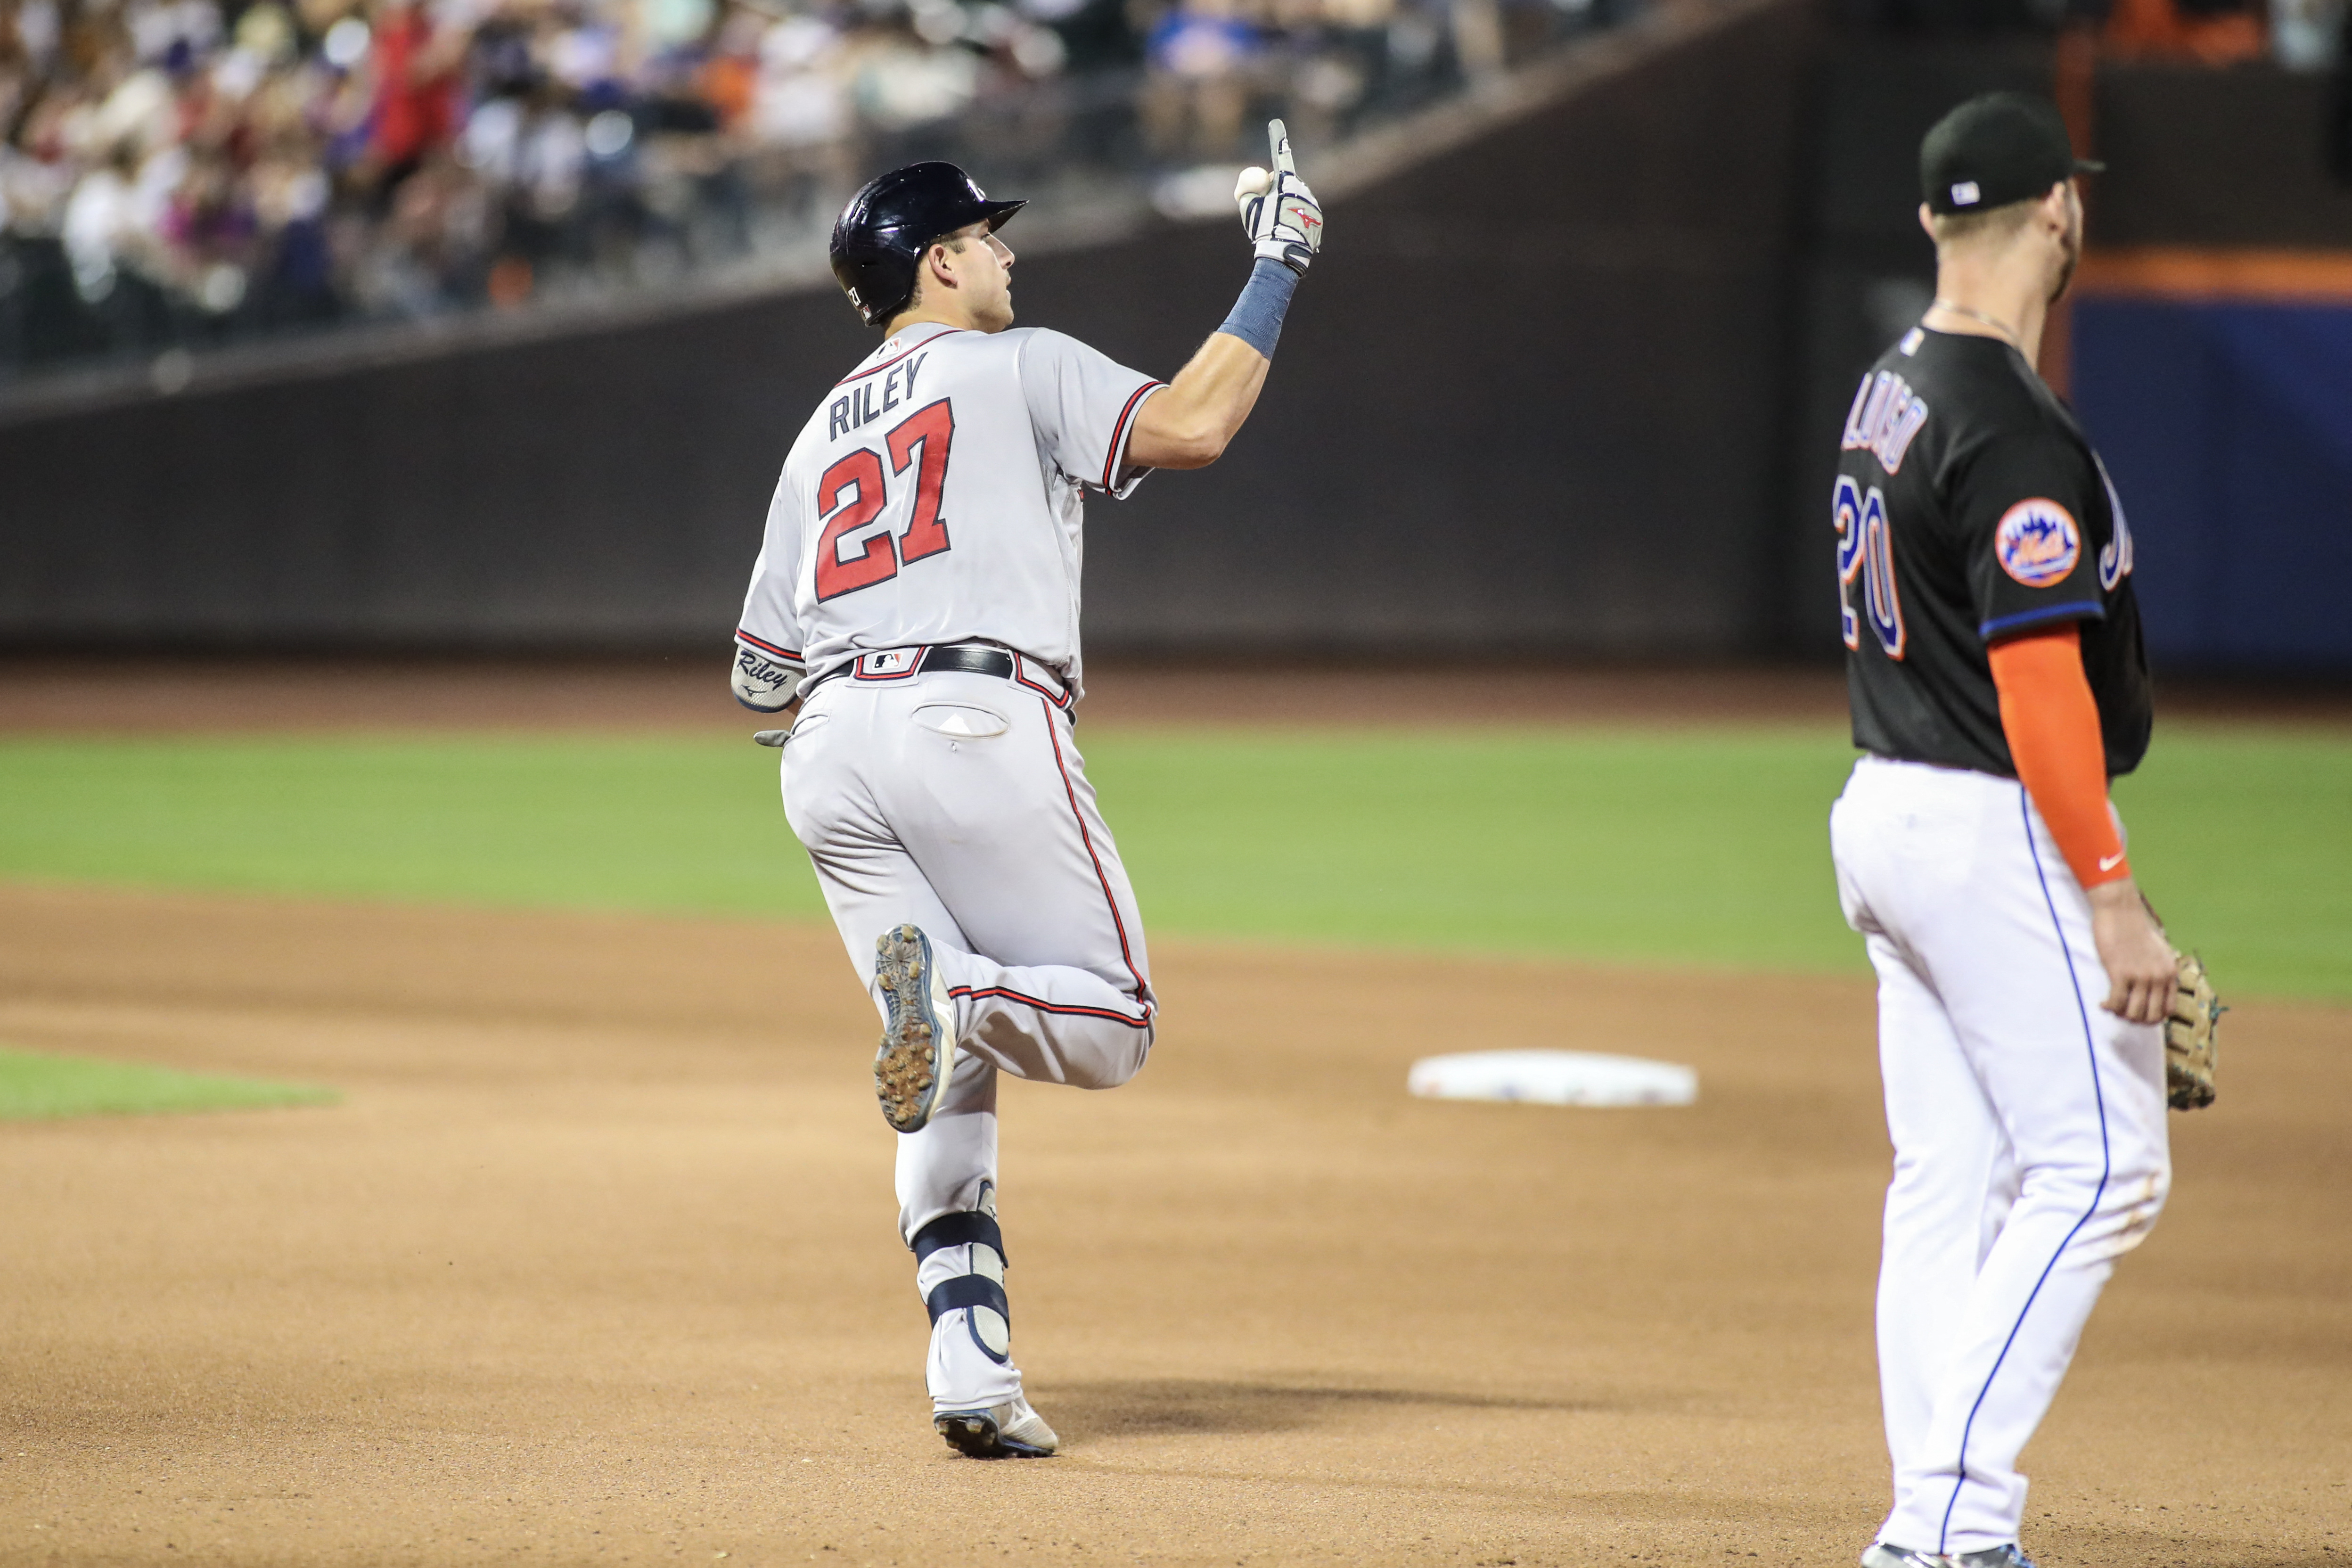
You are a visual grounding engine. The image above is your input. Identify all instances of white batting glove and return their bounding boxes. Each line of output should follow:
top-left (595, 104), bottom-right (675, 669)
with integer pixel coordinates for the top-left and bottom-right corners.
top-left (731, 645), bottom-right (803, 712)
top-left (1233, 118), bottom-right (1323, 276)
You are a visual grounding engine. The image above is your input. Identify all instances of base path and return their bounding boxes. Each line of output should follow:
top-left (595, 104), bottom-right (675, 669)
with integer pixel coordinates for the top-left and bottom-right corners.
top-left (0, 885), bottom-right (2342, 1567)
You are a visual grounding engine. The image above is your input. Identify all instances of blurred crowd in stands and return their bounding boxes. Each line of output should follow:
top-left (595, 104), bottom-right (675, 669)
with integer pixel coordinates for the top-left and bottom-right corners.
top-left (1848, 0), bottom-right (2340, 71)
top-left (0, 0), bottom-right (1613, 375)
top-left (1842, 0), bottom-right (2349, 182)
top-left (5, 0), bottom-right (2337, 381)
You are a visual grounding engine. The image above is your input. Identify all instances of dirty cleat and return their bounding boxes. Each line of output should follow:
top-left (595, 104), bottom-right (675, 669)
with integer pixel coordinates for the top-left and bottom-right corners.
top-left (934, 1394), bottom-right (1058, 1459)
top-left (1860, 1547), bottom-right (1953, 1568)
top-left (873, 924), bottom-right (956, 1133)
top-left (1950, 1550), bottom-right (2035, 1568)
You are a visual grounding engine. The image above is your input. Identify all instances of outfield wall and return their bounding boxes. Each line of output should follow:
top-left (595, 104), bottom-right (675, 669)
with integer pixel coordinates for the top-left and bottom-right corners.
top-left (0, 0), bottom-right (1819, 658)
top-left (5, 16), bottom-right (2348, 672)
top-left (1785, 46), bottom-right (2352, 675)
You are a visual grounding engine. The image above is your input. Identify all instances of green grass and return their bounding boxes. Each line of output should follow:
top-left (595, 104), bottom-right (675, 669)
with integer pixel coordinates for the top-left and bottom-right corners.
top-left (1095, 728), bottom-right (1861, 971)
top-left (2109, 729), bottom-right (2352, 1002)
top-left (0, 1046), bottom-right (336, 1120)
top-left (0, 724), bottom-right (2343, 997)
top-left (0, 738), bottom-right (811, 913)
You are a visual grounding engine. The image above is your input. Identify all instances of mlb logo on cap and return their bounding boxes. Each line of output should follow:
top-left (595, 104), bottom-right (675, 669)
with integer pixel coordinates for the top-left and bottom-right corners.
top-left (1950, 181), bottom-right (1981, 206)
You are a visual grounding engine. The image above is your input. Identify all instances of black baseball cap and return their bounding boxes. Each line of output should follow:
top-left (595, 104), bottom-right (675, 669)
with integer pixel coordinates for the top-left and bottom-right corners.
top-left (1920, 92), bottom-right (2103, 216)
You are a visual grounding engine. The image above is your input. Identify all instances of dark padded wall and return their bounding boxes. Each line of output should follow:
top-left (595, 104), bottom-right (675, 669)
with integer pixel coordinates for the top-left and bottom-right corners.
top-left (0, 0), bottom-right (1820, 656)
top-left (0, 302), bottom-right (873, 648)
top-left (1779, 46), bottom-right (2352, 663)
top-left (1074, 0), bottom-right (1819, 654)
top-left (1779, 36), bottom-right (2055, 657)
top-left (2093, 65), bottom-right (2352, 248)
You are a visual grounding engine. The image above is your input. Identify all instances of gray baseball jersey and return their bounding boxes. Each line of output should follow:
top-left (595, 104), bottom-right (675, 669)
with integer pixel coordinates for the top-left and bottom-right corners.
top-left (735, 323), bottom-right (1163, 700)
top-left (736, 317), bottom-right (1168, 1423)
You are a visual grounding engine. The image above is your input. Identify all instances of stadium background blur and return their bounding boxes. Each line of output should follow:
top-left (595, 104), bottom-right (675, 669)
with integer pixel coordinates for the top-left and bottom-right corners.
top-left (0, 0), bottom-right (2347, 670)
top-left (0, 0), bottom-right (1615, 357)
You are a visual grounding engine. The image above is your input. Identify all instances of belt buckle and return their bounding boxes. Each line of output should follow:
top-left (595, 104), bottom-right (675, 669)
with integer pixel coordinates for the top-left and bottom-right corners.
top-left (854, 647), bottom-right (926, 681)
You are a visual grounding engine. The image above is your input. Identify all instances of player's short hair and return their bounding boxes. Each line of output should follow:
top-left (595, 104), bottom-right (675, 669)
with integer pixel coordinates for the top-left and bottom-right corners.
top-left (1928, 192), bottom-right (2045, 250)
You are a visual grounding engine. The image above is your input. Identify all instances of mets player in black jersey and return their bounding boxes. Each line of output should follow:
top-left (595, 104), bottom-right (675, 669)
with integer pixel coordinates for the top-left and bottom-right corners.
top-left (1827, 94), bottom-right (2180, 1568)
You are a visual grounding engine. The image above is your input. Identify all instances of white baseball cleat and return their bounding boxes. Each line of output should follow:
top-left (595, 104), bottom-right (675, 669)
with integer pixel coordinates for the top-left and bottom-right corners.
top-left (934, 1394), bottom-right (1059, 1459)
top-left (873, 924), bottom-right (956, 1133)
top-left (1860, 1546), bottom-right (1953, 1568)
top-left (1950, 1549), bottom-right (2036, 1568)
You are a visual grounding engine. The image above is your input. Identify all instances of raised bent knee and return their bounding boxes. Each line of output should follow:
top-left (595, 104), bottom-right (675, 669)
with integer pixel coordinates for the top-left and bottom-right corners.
top-left (1068, 1024), bottom-right (1152, 1091)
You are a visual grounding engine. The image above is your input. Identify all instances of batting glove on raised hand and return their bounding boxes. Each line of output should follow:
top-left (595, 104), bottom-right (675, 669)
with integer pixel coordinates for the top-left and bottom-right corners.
top-left (1233, 118), bottom-right (1322, 276)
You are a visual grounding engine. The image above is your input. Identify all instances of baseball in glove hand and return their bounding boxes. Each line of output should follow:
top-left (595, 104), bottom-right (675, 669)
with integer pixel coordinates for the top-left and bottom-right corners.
top-left (2164, 948), bottom-right (2222, 1111)
top-left (1233, 119), bottom-right (1323, 275)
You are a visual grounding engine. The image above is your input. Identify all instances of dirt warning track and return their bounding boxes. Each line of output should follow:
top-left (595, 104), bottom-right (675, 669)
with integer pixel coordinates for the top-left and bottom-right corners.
top-left (0, 883), bottom-right (2344, 1567)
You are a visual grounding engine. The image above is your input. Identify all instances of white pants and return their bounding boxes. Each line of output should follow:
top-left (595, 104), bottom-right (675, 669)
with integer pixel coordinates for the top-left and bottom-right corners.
top-left (1830, 756), bottom-right (2169, 1556)
top-left (781, 665), bottom-right (1155, 1411)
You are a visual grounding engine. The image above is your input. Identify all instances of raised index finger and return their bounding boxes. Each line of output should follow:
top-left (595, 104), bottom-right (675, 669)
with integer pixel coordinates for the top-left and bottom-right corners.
top-left (1269, 118), bottom-right (1295, 176)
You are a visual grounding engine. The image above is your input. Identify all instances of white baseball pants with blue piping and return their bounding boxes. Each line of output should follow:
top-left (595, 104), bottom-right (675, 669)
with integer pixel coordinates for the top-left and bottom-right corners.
top-left (779, 668), bottom-right (1156, 1411)
top-left (1831, 755), bottom-right (2169, 1557)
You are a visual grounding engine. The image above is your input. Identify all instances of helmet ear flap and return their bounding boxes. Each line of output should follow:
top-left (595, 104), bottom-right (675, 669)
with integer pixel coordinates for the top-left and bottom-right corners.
top-left (877, 239), bottom-right (939, 326)
top-left (832, 244), bottom-right (915, 328)
top-left (849, 279), bottom-right (907, 328)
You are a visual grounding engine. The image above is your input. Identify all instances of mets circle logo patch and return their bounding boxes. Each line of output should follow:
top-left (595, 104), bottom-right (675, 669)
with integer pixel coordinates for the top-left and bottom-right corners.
top-left (1995, 499), bottom-right (2083, 588)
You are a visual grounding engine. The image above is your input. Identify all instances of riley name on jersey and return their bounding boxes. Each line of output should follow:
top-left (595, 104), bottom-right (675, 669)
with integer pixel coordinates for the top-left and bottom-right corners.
top-left (828, 353), bottom-right (935, 439)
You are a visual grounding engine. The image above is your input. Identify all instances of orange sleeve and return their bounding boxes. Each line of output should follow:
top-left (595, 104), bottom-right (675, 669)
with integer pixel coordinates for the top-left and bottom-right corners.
top-left (1988, 624), bottom-right (2130, 889)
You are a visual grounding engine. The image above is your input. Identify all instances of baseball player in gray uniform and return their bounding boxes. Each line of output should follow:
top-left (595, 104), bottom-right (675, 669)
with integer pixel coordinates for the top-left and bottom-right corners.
top-left (729, 126), bottom-right (1321, 1459)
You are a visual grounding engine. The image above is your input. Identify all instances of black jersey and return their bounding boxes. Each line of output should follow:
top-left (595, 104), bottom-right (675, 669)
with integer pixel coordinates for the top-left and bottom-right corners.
top-left (1834, 326), bottom-right (2151, 779)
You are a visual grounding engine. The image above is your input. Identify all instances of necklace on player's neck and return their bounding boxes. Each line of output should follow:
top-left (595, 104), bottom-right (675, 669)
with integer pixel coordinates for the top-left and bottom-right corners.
top-left (1929, 298), bottom-right (2020, 345)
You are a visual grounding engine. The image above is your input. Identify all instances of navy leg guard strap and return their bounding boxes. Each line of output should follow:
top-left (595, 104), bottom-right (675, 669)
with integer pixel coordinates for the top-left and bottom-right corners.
top-left (911, 1209), bottom-right (1007, 1265)
top-left (926, 1273), bottom-right (1011, 1327)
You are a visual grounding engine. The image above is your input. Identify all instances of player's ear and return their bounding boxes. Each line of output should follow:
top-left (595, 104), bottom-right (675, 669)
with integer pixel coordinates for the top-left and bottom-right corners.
top-left (1917, 202), bottom-right (1936, 243)
top-left (924, 241), bottom-right (957, 293)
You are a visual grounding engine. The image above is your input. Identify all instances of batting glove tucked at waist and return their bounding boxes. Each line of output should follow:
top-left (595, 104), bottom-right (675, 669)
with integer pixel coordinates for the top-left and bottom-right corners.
top-left (1234, 118), bottom-right (1323, 275)
top-left (731, 644), bottom-right (803, 712)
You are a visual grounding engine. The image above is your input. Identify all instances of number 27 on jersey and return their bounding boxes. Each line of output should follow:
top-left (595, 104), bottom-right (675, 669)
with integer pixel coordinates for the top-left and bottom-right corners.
top-left (815, 399), bottom-right (956, 601)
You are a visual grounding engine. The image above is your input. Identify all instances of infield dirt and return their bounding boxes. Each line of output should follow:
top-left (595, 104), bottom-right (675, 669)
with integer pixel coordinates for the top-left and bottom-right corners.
top-left (2, 661), bottom-right (2347, 1567)
top-left (0, 880), bottom-right (2345, 1568)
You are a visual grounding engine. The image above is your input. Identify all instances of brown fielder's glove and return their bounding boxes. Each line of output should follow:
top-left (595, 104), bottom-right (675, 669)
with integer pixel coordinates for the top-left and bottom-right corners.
top-left (2164, 948), bottom-right (2222, 1111)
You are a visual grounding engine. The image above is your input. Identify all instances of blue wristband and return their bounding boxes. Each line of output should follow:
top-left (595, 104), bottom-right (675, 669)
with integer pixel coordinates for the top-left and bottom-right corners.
top-left (1217, 258), bottom-right (1300, 358)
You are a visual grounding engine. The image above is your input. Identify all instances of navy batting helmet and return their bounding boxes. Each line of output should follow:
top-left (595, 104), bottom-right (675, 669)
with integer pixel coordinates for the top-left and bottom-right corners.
top-left (829, 162), bottom-right (1026, 328)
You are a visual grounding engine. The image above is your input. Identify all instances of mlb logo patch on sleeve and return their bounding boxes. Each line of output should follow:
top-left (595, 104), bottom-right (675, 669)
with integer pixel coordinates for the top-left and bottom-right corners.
top-left (1995, 499), bottom-right (2082, 587)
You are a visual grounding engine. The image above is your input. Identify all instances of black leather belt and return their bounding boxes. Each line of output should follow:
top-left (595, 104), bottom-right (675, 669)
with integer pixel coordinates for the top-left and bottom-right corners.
top-left (914, 644), bottom-right (1016, 680)
top-left (804, 643), bottom-right (1056, 698)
